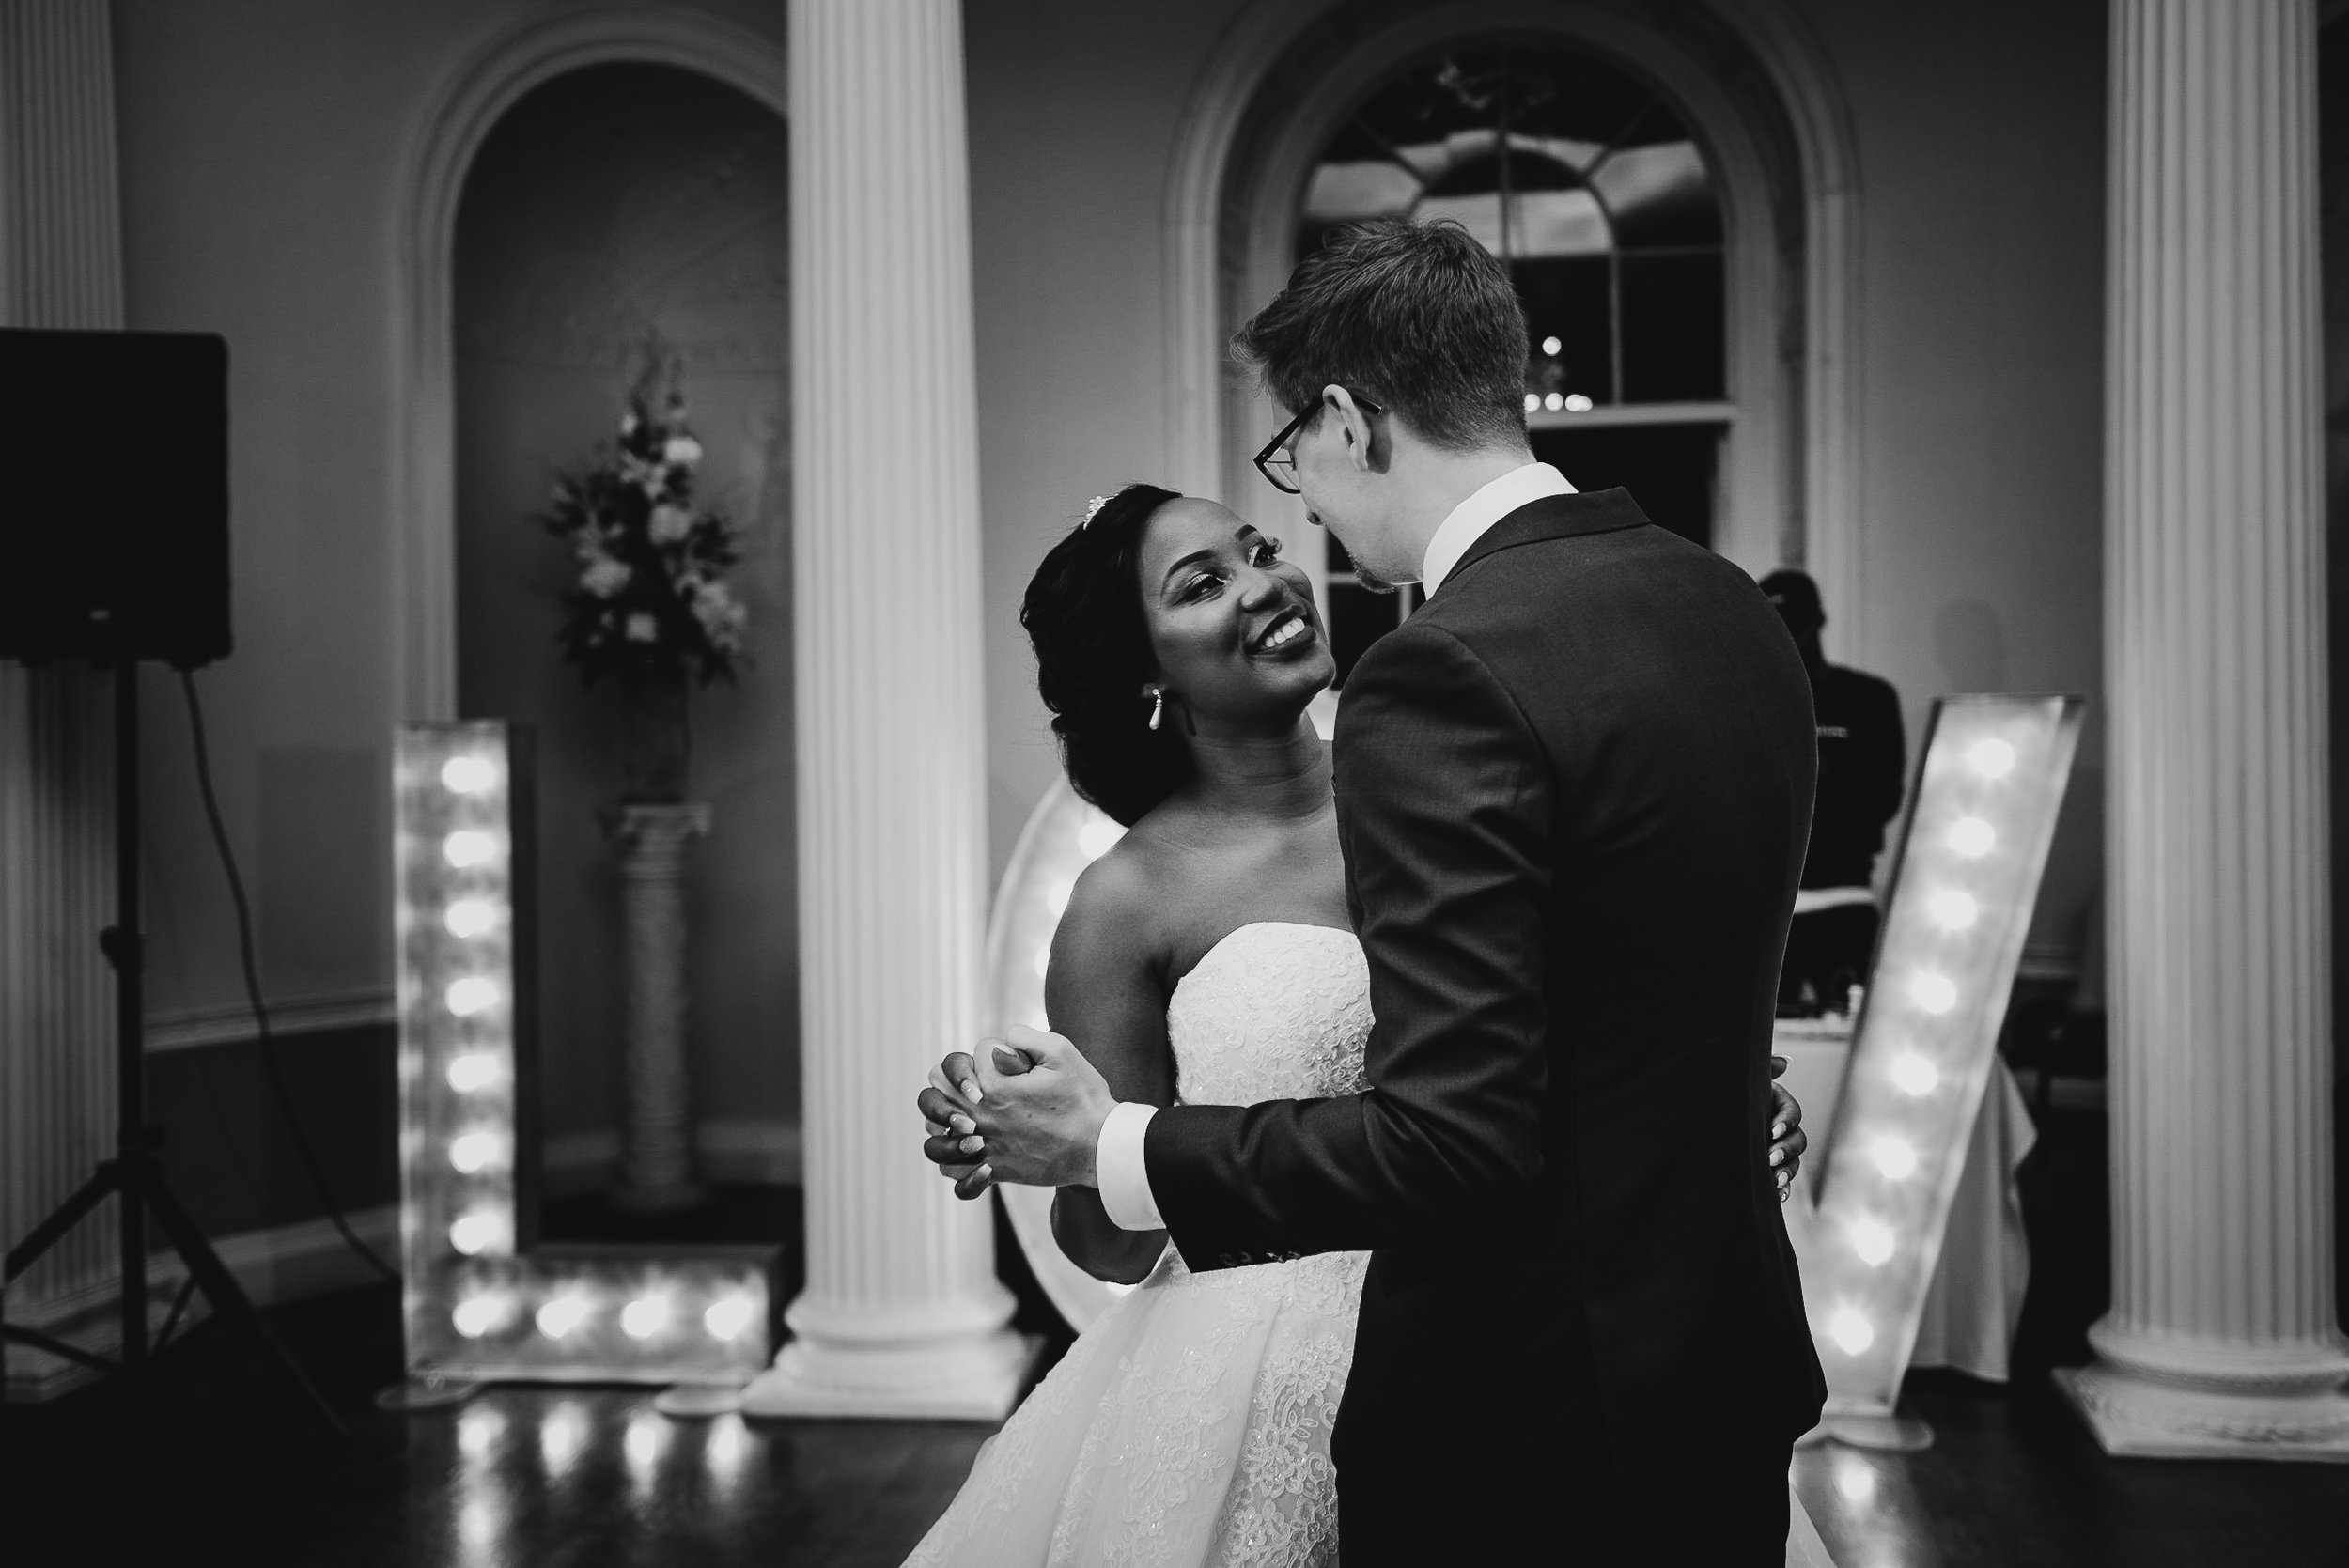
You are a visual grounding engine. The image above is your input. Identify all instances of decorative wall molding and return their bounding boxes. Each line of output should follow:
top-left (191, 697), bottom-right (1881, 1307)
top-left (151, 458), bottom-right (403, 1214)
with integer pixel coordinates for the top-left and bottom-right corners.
top-left (390, 5), bottom-right (789, 721)
top-left (143, 987), bottom-right (396, 1053)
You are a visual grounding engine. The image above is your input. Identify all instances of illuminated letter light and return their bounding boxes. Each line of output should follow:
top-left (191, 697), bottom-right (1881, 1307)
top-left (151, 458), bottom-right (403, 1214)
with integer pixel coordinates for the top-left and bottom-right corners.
top-left (395, 722), bottom-right (773, 1387)
top-left (1795, 696), bottom-right (2084, 1425)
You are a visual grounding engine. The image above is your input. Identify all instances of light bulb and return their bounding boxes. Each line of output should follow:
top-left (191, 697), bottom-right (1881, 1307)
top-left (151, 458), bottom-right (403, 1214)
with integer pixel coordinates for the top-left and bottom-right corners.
top-left (704, 1294), bottom-right (755, 1341)
top-left (449, 1209), bottom-right (508, 1256)
top-left (1966, 737), bottom-right (2017, 780)
top-left (621, 1296), bottom-right (673, 1340)
top-left (1925, 889), bottom-right (1979, 931)
top-left (443, 831), bottom-right (498, 868)
top-left (1907, 972), bottom-right (1957, 1015)
top-left (1945, 817), bottom-right (1995, 858)
top-left (441, 755), bottom-right (498, 795)
top-left (1848, 1217), bottom-right (1896, 1266)
top-left (446, 977), bottom-right (500, 1017)
top-left (448, 1131), bottom-right (505, 1174)
top-left (1564, 394), bottom-right (1594, 412)
top-left (1543, 392), bottom-right (1564, 412)
top-left (446, 1052), bottom-right (500, 1094)
top-left (444, 899), bottom-right (500, 939)
top-left (1872, 1136), bottom-right (1919, 1180)
top-left (1077, 819), bottom-right (1124, 861)
top-left (1890, 1052), bottom-right (1940, 1096)
top-left (1522, 393), bottom-right (1541, 413)
top-left (536, 1295), bottom-right (590, 1340)
top-left (452, 1293), bottom-right (513, 1339)
top-left (1828, 1307), bottom-right (1875, 1356)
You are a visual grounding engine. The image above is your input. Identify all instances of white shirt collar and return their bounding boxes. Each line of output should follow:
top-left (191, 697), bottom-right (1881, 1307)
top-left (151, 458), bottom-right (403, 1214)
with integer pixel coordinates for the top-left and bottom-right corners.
top-left (1420, 462), bottom-right (1576, 595)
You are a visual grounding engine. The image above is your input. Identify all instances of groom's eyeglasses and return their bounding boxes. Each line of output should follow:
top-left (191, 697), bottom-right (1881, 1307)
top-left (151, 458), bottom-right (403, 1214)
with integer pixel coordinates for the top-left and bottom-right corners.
top-left (1253, 392), bottom-right (1386, 495)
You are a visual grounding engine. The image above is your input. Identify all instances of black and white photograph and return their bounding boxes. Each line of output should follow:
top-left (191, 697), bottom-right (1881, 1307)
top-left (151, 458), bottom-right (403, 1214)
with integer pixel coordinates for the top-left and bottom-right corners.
top-left (3, 2), bottom-right (2346, 1564)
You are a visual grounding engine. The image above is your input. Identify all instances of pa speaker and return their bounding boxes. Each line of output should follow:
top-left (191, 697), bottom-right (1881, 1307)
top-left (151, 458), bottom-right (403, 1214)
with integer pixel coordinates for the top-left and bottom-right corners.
top-left (0, 328), bottom-right (230, 668)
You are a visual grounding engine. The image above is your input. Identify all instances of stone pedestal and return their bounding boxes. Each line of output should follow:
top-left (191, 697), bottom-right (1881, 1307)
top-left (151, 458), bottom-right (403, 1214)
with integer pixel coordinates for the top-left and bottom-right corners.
top-left (603, 801), bottom-right (710, 1213)
top-left (739, 0), bottom-right (1033, 1420)
top-left (2058, 0), bottom-right (2349, 1460)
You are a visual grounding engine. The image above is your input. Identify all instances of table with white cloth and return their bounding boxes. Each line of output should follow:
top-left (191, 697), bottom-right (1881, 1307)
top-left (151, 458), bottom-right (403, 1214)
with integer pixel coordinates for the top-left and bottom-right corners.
top-left (1774, 1016), bottom-right (2038, 1382)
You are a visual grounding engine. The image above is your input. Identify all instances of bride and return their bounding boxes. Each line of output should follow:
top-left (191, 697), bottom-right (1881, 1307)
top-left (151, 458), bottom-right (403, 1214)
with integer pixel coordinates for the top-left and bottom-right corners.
top-left (908, 485), bottom-right (1834, 1567)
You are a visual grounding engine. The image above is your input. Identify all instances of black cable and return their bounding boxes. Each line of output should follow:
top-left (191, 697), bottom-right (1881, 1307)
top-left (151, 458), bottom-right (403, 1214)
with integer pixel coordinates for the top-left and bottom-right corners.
top-left (179, 671), bottom-right (399, 1285)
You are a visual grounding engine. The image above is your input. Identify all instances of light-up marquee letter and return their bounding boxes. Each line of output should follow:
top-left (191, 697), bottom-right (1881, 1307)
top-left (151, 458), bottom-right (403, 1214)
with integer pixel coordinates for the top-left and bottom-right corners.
top-left (395, 722), bottom-right (770, 1387)
top-left (984, 781), bottom-right (1133, 1331)
top-left (1800, 695), bottom-right (2083, 1431)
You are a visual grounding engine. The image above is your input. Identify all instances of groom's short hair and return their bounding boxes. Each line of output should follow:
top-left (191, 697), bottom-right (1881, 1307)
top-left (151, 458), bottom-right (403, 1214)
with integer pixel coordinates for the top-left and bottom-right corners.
top-left (1235, 217), bottom-right (1529, 452)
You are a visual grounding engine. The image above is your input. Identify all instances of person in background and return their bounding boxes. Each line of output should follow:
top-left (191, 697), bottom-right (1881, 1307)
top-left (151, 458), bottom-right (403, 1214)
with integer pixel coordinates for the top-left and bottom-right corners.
top-left (1761, 568), bottom-right (1906, 1014)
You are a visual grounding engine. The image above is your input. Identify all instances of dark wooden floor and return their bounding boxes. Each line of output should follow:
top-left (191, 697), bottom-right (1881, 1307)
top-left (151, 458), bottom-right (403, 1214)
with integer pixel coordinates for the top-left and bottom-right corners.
top-left (7, 1115), bottom-right (2344, 1567)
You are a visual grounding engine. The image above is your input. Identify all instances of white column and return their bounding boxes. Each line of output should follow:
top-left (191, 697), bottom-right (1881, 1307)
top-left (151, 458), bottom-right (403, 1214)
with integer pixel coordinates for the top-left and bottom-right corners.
top-left (2057, 0), bottom-right (2349, 1458)
top-left (0, 0), bottom-right (130, 1397)
top-left (740, 0), bottom-right (1032, 1419)
top-left (606, 802), bottom-right (710, 1212)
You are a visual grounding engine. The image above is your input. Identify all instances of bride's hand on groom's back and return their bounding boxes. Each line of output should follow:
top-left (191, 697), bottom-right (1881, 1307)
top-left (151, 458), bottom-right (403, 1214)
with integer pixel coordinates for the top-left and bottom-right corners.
top-left (1768, 1055), bottom-right (1808, 1201)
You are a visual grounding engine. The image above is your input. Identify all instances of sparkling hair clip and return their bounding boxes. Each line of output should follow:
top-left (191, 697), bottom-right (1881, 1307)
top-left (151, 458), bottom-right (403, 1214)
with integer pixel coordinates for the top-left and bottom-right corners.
top-left (1082, 494), bottom-right (1111, 527)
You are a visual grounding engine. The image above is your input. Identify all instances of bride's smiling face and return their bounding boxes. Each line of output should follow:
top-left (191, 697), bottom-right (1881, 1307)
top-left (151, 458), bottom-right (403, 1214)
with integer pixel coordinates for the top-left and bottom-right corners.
top-left (1136, 498), bottom-right (1334, 730)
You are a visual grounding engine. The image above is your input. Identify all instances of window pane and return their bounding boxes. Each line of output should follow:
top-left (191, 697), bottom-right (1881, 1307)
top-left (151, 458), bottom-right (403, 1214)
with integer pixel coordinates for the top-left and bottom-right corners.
top-left (1530, 424), bottom-right (1724, 548)
top-left (1620, 252), bottom-right (1725, 402)
top-left (1515, 256), bottom-right (1613, 404)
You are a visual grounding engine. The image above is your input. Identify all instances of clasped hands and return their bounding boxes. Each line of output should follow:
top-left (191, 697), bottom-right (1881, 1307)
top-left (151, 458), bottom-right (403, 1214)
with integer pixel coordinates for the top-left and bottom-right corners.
top-left (917, 1029), bottom-right (1812, 1205)
top-left (916, 1024), bottom-right (1119, 1200)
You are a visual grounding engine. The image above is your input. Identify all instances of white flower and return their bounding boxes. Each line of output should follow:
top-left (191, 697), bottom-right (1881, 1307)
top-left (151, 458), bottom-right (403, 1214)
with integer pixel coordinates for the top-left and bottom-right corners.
top-left (649, 504), bottom-right (692, 545)
top-left (625, 613), bottom-right (660, 644)
top-left (663, 435), bottom-right (703, 468)
top-left (582, 558), bottom-right (632, 598)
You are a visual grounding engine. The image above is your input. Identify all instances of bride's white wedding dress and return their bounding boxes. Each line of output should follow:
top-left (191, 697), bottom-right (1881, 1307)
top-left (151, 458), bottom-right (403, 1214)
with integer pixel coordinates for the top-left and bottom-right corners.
top-left (906, 922), bottom-right (1836, 1568)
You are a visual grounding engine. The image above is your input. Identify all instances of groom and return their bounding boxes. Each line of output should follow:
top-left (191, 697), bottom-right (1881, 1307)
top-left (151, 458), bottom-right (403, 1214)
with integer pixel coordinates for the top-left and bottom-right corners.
top-left (925, 218), bottom-right (1826, 1563)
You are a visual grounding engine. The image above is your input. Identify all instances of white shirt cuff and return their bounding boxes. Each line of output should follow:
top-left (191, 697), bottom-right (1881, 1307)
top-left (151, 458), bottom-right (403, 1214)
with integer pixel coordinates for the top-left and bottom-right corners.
top-left (1095, 1101), bottom-right (1165, 1231)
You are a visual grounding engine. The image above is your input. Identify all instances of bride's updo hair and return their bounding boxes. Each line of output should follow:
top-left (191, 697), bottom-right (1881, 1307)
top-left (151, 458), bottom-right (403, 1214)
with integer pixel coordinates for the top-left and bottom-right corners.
top-left (1021, 484), bottom-right (1192, 827)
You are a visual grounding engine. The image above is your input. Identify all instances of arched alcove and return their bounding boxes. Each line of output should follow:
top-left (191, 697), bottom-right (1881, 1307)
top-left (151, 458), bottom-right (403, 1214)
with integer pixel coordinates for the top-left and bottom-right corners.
top-left (1160, 0), bottom-right (1862, 633)
top-left (451, 61), bottom-right (794, 1198)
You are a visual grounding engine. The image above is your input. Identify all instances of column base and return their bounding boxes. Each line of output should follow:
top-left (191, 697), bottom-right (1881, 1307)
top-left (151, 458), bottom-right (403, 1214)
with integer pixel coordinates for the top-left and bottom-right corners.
top-left (2054, 1365), bottom-right (2349, 1462)
top-left (740, 1326), bottom-right (1041, 1421)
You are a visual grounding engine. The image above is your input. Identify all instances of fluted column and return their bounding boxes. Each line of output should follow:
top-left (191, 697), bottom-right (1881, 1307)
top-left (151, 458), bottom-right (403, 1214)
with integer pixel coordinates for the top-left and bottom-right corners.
top-left (2056, 0), bottom-right (2349, 1458)
top-left (0, 0), bottom-right (129, 1391)
top-left (739, 0), bottom-right (1031, 1419)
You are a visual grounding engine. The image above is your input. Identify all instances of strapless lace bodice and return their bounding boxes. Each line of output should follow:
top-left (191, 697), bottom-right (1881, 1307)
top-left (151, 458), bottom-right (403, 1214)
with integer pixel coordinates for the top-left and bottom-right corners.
top-left (1167, 923), bottom-right (1372, 1108)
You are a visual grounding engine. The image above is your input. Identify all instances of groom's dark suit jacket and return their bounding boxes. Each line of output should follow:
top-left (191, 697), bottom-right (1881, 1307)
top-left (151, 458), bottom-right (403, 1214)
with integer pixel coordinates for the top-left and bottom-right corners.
top-left (1145, 490), bottom-right (1828, 1563)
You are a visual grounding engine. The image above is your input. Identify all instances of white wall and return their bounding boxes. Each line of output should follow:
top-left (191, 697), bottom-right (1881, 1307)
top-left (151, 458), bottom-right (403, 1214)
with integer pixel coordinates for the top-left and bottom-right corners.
top-left (452, 61), bottom-right (797, 1146)
top-left (110, 0), bottom-right (2113, 1153)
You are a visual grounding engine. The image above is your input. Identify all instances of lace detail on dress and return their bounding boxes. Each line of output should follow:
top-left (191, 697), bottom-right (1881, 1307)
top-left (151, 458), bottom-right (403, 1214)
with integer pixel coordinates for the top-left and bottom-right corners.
top-left (1166, 924), bottom-right (1372, 1110)
top-left (902, 924), bottom-right (1375, 1568)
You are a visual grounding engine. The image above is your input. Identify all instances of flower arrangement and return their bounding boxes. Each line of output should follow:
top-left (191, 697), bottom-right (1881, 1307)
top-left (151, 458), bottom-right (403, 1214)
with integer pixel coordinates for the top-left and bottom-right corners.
top-left (538, 358), bottom-right (749, 691)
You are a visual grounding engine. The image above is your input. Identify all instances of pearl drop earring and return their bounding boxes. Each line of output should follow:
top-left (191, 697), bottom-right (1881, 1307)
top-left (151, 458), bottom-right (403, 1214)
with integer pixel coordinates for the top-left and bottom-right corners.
top-left (1147, 689), bottom-right (1165, 731)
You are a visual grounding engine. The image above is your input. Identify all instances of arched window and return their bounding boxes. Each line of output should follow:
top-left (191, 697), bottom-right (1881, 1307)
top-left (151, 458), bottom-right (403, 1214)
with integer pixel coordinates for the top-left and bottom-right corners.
top-left (1298, 40), bottom-right (1733, 681)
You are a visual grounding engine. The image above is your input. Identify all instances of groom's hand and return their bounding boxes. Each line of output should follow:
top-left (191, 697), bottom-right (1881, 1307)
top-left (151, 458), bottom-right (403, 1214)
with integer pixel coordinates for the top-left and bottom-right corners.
top-left (917, 1025), bottom-right (1118, 1193)
top-left (1768, 1055), bottom-right (1808, 1200)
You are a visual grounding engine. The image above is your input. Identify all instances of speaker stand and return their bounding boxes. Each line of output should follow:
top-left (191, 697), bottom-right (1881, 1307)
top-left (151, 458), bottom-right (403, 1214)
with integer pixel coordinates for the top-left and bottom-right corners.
top-left (0, 657), bottom-right (343, 1437)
